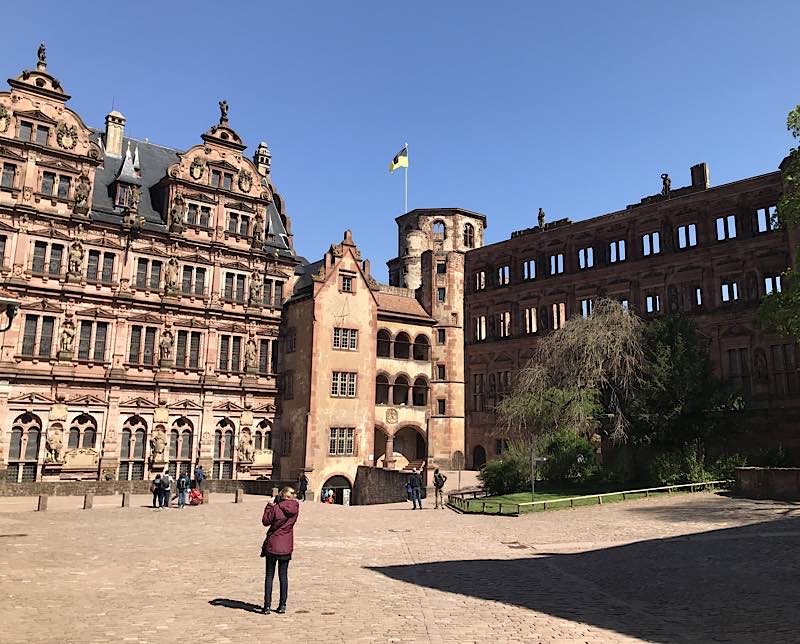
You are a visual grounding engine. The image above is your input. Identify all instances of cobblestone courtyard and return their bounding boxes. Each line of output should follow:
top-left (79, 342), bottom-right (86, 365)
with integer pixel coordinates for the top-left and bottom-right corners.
top-left (1, 491), bottom-right (799, 643)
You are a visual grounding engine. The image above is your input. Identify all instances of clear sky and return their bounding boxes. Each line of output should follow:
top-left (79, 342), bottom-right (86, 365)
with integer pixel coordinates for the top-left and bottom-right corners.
top-left (4, 1), bottom-right (798, 279)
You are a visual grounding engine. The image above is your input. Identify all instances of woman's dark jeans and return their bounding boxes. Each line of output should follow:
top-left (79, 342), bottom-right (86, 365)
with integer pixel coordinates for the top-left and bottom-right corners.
top-left (152, 490), bottom-right (160, 508)
top-left (264, 556), bottom-right (289, 609)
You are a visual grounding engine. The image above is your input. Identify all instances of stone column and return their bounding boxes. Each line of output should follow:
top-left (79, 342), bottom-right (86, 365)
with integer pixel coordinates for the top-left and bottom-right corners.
top-left (384, 434), bottom-right (395, 469)
top-left (99, 391), bottom-right (121, 479)
top-left (198, 397), bottom-right (215, 475)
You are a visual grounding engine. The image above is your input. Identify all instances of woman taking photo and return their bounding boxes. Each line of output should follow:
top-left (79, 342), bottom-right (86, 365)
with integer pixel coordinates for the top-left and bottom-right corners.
top-left (260, 486), bottom-right (300, 614)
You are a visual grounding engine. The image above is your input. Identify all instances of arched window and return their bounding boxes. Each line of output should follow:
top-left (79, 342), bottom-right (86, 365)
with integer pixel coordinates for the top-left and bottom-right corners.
top-left (214, 419), bottom-right (235, 479)
top-left (169, 430), bottom-right (179, 460)
top-left (213, 430), bottom-right (222, 459)
top-left (464, 223), bottom-right (475, 248)
top-left (413, 335), bottom-right (430, 361)
top-left (120, 415), bottom-right (147, 481)
top-left (377, 330), bottom-right (391, 358)
top-left (24, 428), bottom-right (40, 462)
top-left (394, 332), bottom-right (410, 359)
top-left (393, 375), bottom-right (410, 406)
top-left (413, 377), bottom-right (429, 406)
top-left (9, 428), bottom-right (22, 460)
top-left (170, 416), bottom-right (194, 477)
top-left (376, 374), bottom-right (390, 405)
top-left (180, 431), bottom-right (192, 459)
top-left (432, 220), bottom-right (446, 241)
top-left (8, 413), bottom-right (43, 482)
top-left (81, 427), bottom-right (96, 449)
top-left (254, 431), bottom-right (263, 450)
top-left (68, 427), bottom-right (80, 449)
top-left (69, 414), bottom-right (98, 451)
top-left (258, 419), bottom-right (273, 450)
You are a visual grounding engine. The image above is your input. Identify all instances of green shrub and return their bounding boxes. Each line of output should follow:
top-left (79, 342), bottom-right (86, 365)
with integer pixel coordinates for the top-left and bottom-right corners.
top-left (709, 453), bottom-right (747, 480)
top-left (540, 430), bottom-right (596, 482)
top-left (756, 444), bottom-right (791, 467)
top-left (478, 454), bottom-right (530, 496)
top-left (649, 441), bottom-right (711, 485)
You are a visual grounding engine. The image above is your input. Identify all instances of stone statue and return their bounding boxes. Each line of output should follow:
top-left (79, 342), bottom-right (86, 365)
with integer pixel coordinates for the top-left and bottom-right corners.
top-left (219, 100), bottom-right (229, 123)
top-left (248, 271), bottom-right (263, 306)
top-left (245, 337), bottom-right (258, 368)
top-left (537, 208), bottom-right (545, 229)
top-left (149, 428), bottom-right (167, 464)
top-left (661, 173), bottom-right (671, 198)
top-left (128, 185), bottom-right (141, 212)
top-left (159, 331), bottom-right (174, 361)
top-left (38, 43), bottom-right (46, 66)
top-left (45, 428), bottom-right (63, 464)
top-left (67, 241), bottom-right (84, 276)
top-left (73, 176), bottom-right (90, 211)
top-left (237, 431), bottom-right (254, 462)
top-left (164, 257), bottom-right (179, 294)
top-left (746, 272), bottom-right (758, 301)
top-left (58, 319), bottom-right (75, 353)
top-left (169, 194), bottom-right (187, 233)
top-left (754, 349), bottom-right (768, 383)
top-left (252, 216), bottom-right (265, 244)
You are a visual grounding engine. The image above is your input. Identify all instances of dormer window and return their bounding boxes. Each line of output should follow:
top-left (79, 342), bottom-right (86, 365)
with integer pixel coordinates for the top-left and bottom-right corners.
top-left (17, 121), bottom-right (33, 142)
top-left (116, 184), bottom-right (133, 208)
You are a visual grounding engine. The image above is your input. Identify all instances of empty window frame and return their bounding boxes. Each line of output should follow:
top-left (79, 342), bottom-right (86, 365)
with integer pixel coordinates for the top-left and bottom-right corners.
top-left (551, 302), bottom-right (566, 330)
top-left (497, 265), bottom-right (510, 286)
top-left (642, 231), bottom-right (661, 256)
top-left (677, 223), bottom-right (698, 249)
top-left (716, 215), bottom-right (737, 241)
top-left (721, 280), bottom-right (740, 302)
top-left (474, 271), bottom-right (486, 291)
top-left (645, 294), bottom-right (661, 314)
top-left (549, 253), bottom-right (564, 275)
top-left (609, 239), bottom-right (626, 263)
top-left (474, 315), bottom-right (487, 341)
top-left (578, 247), bottom-right (594, 269)
top-left (757, 206), bottom-right (778, 233)
top-left (523, 306), bottom-right (537, 334)
top-left (497, 311), bottom-right (511, 338)
top-left (580, 298), bottom-right (593, 318)
top-left (764, 275), bottom-right (782, 295)
top-left (523, 258), bottom-right (536, 280)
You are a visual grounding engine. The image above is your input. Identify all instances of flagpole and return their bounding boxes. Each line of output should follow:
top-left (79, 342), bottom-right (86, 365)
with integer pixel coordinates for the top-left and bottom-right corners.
top-left (404, 142), bottom-right (408, 213)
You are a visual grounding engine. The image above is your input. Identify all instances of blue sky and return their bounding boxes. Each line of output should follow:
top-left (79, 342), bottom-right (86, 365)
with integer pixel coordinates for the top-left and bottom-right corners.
top-left (4, 1), bottom-right (798, 279)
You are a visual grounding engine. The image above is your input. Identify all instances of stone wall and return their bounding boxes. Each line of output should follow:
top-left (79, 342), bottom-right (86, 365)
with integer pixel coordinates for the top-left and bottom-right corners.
top-left (735, 467), bottom-right (800, 501)
top-left (351, 465), bottom-right (426, 505)
top-left (0, 478), bottom-right (292, 497)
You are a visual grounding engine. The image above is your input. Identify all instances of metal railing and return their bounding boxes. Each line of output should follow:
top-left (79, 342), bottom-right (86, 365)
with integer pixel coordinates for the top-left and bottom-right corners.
top-left (448, 480), bottom-right (732, 516)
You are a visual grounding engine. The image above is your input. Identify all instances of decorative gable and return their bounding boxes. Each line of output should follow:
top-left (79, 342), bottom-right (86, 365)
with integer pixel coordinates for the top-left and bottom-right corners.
top-left (13, 109), bottom-right (58, 125)
top-left (0, 145), bottom-right (26, 161)
top-left (20, 299), bottom-right (62, 313)
top-left (119, 396), bottom-right (158, 409)
top-left (126, 312), bottom-right (163, 325)
top-left (9, 392), bottom-right (56, 404)
top-left (253, 403), bottom-right (277, 413)
top-left (86, 236), bottom-right (124, 250)
top-left (213, 401), bottom-right (244, 412)
top-left (75, 306), bottom-right (116, 320)
top-left (29, 226), bottom-right (72, 241)
top-left (169, 399), bottom-right (203, 411)
top-left (66, 394), bottom-right (106, 406)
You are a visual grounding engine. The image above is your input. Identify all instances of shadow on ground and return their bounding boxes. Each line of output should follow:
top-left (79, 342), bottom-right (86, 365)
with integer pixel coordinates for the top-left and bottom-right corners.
top-left (369, 517), bottom-right (800, 642)
top-left (209, 598), bottom-right (262, 613)
top-left (627, 493), bottom-right (800, 524)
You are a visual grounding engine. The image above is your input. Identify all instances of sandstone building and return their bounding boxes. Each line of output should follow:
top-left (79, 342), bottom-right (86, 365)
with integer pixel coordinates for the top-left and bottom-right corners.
top-left (0, 48), bottom-right (296, 483)
top-left (464, 163), bottom-right (799, 468)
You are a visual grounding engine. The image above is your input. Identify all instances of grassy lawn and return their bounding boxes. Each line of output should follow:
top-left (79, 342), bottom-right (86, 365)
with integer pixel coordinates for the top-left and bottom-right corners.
top-left (460, 482), bottom-right (706, 515)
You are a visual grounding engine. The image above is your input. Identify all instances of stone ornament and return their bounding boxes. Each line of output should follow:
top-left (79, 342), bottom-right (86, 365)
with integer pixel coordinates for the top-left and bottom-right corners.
top-left (219, 100), bottom-right (229, 124)
top-left (189, 158), bottom-right (205, 180)
top-left (251, 215), bottom-right (264, 246)
top-left (164, 257), bottom-right (180, 295)
top-left (159, 331), bottom-right (174, 361)
top-left (67, 241), bottom-right (84, 278)
top-left (238, 169), bottom-right (253, 193)
top-left (149, 427), bottom-right (168, 464)
top-left (386, 408), bottom-right (398, 424)
top-left (73, 174), bottom-right (90, 213)
top-left (169, 193), bottom-right (187, 233)
top-left (248, 270), bottom-right (263, 307)
top-left (237, 430), bottom-right (254, 462)
top-left (538, 208), bottom-right (545, 229)
top-left (661, 173), bottom-right (671, 198)
top-left (58, 319), bottom-right (75, 354)
top-left (45, 427), bottom-right (64, 464)
top-left (0, 105), bottom-right (9, 134)
top-left (127, 185), bottom-right (141, 212)
top-left (245, 337), bottom-right (258, 369)
top-left (56, 122), bottom-right (78, 150)
top-left (38, 42), bottom-right (46, 67)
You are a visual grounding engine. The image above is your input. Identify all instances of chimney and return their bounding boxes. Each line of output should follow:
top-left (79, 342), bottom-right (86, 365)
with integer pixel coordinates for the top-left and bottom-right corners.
top-left (104, 110), bottom-right (126, 158)
top-left (690, 162), bottom-right (710, 190)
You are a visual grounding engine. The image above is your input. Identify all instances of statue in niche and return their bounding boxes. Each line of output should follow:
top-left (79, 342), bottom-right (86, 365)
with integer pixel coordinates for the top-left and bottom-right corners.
top-left (45, 428), bottom-right (63, 464)
top-left (159, 331), bottom-right (174, 361)
top-left (753, 349), bottom-right (768, 383)
top-left (245, 337), bottom-right (258, 369)
top-left (58, 319), bottom-right (76, 354)
top-left (73, 176), bottom-right (90, 212)
top-left (252, 215), bottom-right (265, 245)
top-left (219, 100), bottom-right (229, 123)
top-left (169, 194), bottom-right (187, 234)
top-left (538, 208), bottom-right (545, 229)
top-left (248, 270), bottom-right (263, 306)
top-left (238, 431), bottom-right (254, 462)
top-left (164, 257), bottom-right (180, 294)
top-left (67, 241), bottom-right (84, 277)
top-left (127, 185), bottom-right (141, 212)
top-left (150, 427), bottom-right (167, 464)
top-left (661, 173), bottom-right (671, 199)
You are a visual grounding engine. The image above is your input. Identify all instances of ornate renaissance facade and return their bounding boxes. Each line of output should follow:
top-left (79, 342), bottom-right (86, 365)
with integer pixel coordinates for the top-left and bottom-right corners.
top-left (464, 163), bottom-right (800, 468)
top-left (0, 48), bottom-right (297, 483)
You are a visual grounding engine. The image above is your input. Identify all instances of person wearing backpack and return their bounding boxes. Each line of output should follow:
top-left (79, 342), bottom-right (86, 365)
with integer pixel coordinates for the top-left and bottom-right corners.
top-left (151, 473), bottom-right (162, 509)
top-left (194, 465), bottom-right (205, 492)
top-left (176, 473), bottom-right (189, 509)
top-left (433, 468), bottom-right (448, 509)
top-left (160, 472), bottom-right (172, 508)
top-left (261, 486), bottom-right (300, 614)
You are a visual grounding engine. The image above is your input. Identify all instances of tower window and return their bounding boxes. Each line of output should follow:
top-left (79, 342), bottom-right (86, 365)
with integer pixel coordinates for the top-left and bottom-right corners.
top-left (432, 221), bottom-right (446, 240)
top-left (463, 223), bottom-right (475, 248)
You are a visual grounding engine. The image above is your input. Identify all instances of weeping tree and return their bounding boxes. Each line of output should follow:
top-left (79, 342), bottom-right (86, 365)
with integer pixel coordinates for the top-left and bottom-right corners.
top-left (497, 298), bottom-right (644, 446)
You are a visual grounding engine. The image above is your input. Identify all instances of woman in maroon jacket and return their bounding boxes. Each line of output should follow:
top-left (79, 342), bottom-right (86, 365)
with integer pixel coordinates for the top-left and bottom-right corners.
top-left (261, 486), bottom-right (300, 614)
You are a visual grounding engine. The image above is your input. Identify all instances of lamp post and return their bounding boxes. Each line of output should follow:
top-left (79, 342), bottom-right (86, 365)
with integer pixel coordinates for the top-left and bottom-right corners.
top-left (531, 454), bottom-right (548, 503)
top-left (0, 296), bottom-right (19, 332)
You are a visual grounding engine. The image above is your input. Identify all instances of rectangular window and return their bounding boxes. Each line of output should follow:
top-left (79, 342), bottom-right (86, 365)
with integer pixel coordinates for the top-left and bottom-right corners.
top-left (240, 215), bottom-right (250, 236)
top-left (284, 372), bottom-right (294, 399)
top-left (646, 294), bottom-right (661, 314)
top-left (20, 315), bottom-right (56, 358)
top-left (1, 163), bottom-right (15, 189)
top-left (757, 206), bottom-right (778, 233)
top-left (189, 332), bottom-right (201, 369)
top-left (677, 223), bottom-right (698, 249)
top-left (194, 267), bottom-right (206, 296)
top-left (223, 173), bottom-right (233, 191)
top-left (182, 266), bottom-right (193, 294)
top-left (211, 170), bottom-right (221, 188)
top-left (331, 371), bottom-right (358, 397)
top-left (437, 328), bottom-right (446, 344)
top-left (523, 258), bottom-right (536, 280)
top-left (771, 344), bottom-right (799, 396)
top-left (578, 247), bottom-right (594, 269)
top-left (144, 328), bottom-right (156, 365)
top-left (32, 241), bottom-right (47, 273)
top-left (274, 281), bottom-right (284, 307)
top-left (57, 175), bottom-right (71, 199)
top-left (765, 275), bottom-right (783, 295)
top-left (93, 323), bottom-right (108, 361)
top-left (199, 206), bottom-right (211, 227)
top-left (642, 231), bottom-right (661, 256)
top-left (227, 212), bottom-right (238, 234)
top-left (695, 287), bottom-right (703, 307)
top-left (35, 126), bottom-right (49, 146)
top-left (175, 331), bottom-right (201, 369)
top-left (436, 261), bottom-right (447, 274)
top-left (219, 335), bottom-right (230, 371)
top-left (621, 299), bottom-right (630, 311)
top-left (437, 287), bottom-right (446, 302)
top-left (101, 254), bottom-right (114, 284)
top-left (22, 316), bottom-right (38, 356)
top-left (474, 315), bottom-right (487, 341)
top-left (609, 239), bottom-right (626, 263)
top-left (187, 204), bottom-right (198, 225)
top-left (581, 298), bottom-right (593, 318)
top-left (497, 265), bottom-right (510, 286)
top-left (136, 259), bottom-right (148, 288)
top-left (524, 306), bottom-right (537, 334)
top-left (474, 271), bottom-right (486, 291)
top-left (231, 336), bottom-right (242, 371)
top-left (39, 317), bottom-right (54, 358)
top-left (716, 215), bottom-right (737, 241)
top-left (150, 261), bottom-right (162, 290)
top-left (341, 275), bottom-right (353, 293)
top-left (549, 253), bottom-right (564, 275)
top-left (437, 364), bottom-right (446, 380)
top-left (333, 328), bottom-right (358, 350)
top-left (551, 302), bottom-right (566, 330)
top-left (721, 280), bottom-right (740, 302)
top-left (235, 275), bottom-right (246, 304)
top-left (497, 311), bottom-right (511, 338)
top-left (259, 339), bottom-right (270, 373)
top-left (175, 331), bottom-right (188, 368)
top-left (224, 273), bottom-right (234, 300)
top-left (48, 244), bottom-right (63, 276)
top-left (727, 347), bottom-right (751, 393)
top-left (18, 121), bottom-right (32, 142)
top-left (437, 399), bottom-right (446, 415)
top-left (128, 326), bottom-right (142, 363)
top-left (86, 250), bottom-right (100, 282)
top-left (0, 235), bottom-right (7, 265)
top-left (77, 321), bottom-right (93, 360)
top-left (328, 427), bottom-right (355, 456)
top-left (41, 172), bottom-right (56, 196)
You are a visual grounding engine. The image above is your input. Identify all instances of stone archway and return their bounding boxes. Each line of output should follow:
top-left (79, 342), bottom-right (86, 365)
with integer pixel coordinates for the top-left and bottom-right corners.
top-left (373, 425), bottom-right (388, 466)
top-left (322, 475), bottom-right (352, 505)
top-left (394, 425), bottom-right (426, 470)
top-left (472, 445), bottom-right (487, 470)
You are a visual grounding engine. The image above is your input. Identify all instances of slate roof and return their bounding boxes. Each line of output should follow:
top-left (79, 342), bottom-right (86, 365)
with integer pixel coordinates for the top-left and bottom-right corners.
top-left (375, 291), bottom-right (434, 322)
top-left (87, 132), bottom-right (295, 258)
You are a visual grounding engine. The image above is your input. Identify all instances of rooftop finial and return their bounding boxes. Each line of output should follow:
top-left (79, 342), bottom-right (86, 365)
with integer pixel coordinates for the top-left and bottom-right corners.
top-left (37, 42), bottom-right (47, 70)
top-left (219, 100), bottom-right (229, 124)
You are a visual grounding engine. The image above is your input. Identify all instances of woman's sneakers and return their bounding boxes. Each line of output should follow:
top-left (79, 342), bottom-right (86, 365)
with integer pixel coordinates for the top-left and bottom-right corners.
top-left (261, 606), bottom-right (271, 615)
top-left (276, 606), bottom-right (286, 614)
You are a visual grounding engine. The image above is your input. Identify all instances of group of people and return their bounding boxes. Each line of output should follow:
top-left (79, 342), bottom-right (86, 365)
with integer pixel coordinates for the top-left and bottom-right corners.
top-left (151, 465), bottom-right (205, 509)
top-left (405, 468), bottom-right (448, 509)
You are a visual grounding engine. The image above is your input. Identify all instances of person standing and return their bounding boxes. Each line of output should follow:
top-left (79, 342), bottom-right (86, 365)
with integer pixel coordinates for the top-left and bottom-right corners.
top-left (176, 472), bottom-right (189, 509)
top-left (297, 473), bottom-right (309, 501)
top-left (433, 468), bottom-right (448, 509)
top-left (160, 471), bottom-right (172, 508)
top-left (151, 473), bottom-right (162, 509)
top-left (410, 469), bottom-right (423, 510)
top-left (261, 487), bottom-right (300, 614)
top-left (194, 465), bottom-right (205, 493)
